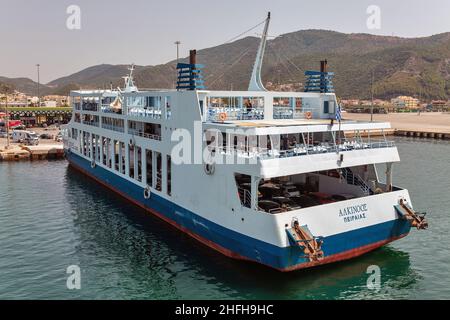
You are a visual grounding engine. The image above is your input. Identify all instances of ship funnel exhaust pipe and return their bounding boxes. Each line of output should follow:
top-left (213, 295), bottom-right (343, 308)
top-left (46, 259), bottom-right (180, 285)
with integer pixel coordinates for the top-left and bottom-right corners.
top-left (176, 49), bottom-right (205, 91)
top-left (189, 50), bottom-right (197, 65)
top-left (320, 60), bottom-right (328, 73)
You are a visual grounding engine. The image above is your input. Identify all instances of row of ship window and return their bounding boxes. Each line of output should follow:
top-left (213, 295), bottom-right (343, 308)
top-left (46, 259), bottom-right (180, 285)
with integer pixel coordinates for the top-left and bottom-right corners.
top-left (73, 114), bottom-right (162, 140)
top-left (73, 129), bottom-right (171, 196)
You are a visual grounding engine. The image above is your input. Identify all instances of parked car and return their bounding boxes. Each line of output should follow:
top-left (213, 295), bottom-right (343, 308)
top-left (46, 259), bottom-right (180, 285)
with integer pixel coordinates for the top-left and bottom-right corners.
top-left (259, 183), bottom-right (283, 199)
top-left (12, 130), bottom-right (39, 145)
top-left (0, 131), bottom-right (7, 138)
top-left (308, 192), bottom-right (336, 204)
top-left (55, 132), bottom-right (63, 142)
top-left (331, 194), bottom-right (356, 201)
top-left (291, 195), bottom-right (320, 208)
top-left (40, 133), bottom-right (53, 139)
top-left (281, 182), bottom-right (300, 197)
top-left (272, 196), bottom-right (302, 211)
top-left (258, 200), bottom-right (283, 214)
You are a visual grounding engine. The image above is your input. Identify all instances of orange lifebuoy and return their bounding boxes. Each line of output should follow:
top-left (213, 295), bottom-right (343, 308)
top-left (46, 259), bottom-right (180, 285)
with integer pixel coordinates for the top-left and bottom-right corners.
top-left (219, 112), bottom-right (227, 121)
top-left (305, 111), bottom-right (312, 119)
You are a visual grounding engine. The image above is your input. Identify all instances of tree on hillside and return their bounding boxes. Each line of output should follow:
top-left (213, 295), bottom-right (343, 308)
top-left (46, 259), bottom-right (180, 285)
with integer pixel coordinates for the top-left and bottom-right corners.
top-left (0, 82), bottom-right (14, 94)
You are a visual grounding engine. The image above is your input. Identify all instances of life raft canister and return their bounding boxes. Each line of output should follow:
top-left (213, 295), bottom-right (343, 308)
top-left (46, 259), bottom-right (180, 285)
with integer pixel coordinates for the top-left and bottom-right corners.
top-left (143, 185), bottom-right (151, 199)
top-left (219, 112), bottom-right (227, 122)
top-left (204, 162), bottom-right (215, 175)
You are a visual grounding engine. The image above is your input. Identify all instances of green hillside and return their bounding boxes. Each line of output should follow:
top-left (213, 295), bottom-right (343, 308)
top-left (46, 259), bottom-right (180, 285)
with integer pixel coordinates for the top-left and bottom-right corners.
top-left (2, 30), bottom-right (449, 100)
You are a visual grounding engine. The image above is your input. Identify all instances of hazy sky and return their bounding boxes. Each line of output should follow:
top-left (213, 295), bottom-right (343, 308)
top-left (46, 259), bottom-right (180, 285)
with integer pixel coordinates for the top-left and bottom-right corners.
top-left (1, 0), bottom-right (450, 83)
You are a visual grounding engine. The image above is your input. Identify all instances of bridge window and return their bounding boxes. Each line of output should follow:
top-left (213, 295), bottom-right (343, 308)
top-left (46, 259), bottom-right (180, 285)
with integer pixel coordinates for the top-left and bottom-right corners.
top-left (323, 100), bottom-right (335, 114)
top-left (323, 101), bottom-right (329, 114)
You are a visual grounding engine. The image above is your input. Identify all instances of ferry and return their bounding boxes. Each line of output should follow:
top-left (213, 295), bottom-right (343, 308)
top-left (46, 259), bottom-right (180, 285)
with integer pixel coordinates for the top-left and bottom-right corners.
top-left (63, 13), bottom-right (427, 271)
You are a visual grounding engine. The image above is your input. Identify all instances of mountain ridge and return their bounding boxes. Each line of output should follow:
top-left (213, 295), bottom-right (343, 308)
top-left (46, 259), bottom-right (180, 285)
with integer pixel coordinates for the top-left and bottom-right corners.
top-left (1, 29), bottom-right (449, 100)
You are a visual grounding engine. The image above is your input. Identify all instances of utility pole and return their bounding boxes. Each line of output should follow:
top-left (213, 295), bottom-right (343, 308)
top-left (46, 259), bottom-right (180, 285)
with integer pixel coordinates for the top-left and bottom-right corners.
top-left (36, 64), bottom-right (40, 107)
top-left (370, 68), bottom-right (374, 122)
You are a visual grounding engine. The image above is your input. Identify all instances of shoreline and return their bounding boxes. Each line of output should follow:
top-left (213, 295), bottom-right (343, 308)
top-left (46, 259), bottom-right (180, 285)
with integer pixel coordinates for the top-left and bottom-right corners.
top-left (2, 112), bottom-right (450, 161)
top-left (344, 112), bottom-right (450, 134)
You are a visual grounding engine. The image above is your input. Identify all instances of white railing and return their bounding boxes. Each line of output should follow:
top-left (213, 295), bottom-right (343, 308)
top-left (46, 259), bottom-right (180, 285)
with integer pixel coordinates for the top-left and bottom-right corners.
top-left (206, 107), bottom-right (319, 121)
top-left (83, 121), bottom-right (99, 127)
top-left (207, 107), bottom-right (264, 121)
top-left (213, 138), bottom-right (395, 161)
top-left (128, 107), bottom-right (162, 119)
top-left (273, 107), bottom-right (315, 119)
top-left (341, 167), bottom-right (371, 195)
top-left (82, 103), bottom-right (99, 112)
top-left (101, 105), bottom-right (122, 114)
top-left (102, 123), bottom-right (124, 133)
top-left (237, 186), bottom-right (252, 208)
top-left (128, 128), bottom-right (161, 141)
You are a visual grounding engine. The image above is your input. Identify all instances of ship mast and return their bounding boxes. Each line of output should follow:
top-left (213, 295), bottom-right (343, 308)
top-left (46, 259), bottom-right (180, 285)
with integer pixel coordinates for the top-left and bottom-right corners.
top-left (123, 64), bottom-right (138, 92)
top-left (248, 12), bottom-right (270, 91)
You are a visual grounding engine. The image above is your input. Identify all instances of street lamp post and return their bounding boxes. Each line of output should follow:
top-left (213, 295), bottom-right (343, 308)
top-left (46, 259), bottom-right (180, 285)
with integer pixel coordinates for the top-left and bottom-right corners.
top-left (174, 41), bottom-right (181, 64)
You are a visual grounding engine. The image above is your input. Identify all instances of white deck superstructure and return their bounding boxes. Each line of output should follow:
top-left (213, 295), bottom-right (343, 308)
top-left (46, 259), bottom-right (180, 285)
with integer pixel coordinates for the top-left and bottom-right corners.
top-left (62, 13), bottom-right (427, 271)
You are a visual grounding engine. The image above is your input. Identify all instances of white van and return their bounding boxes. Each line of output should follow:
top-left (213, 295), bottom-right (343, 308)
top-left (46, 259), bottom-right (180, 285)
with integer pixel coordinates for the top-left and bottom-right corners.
top-left (12, 130), bottom-right (39, 145)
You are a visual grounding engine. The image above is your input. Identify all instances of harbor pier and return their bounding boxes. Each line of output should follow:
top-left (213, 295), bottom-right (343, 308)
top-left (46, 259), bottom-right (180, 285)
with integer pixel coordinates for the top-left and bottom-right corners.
top-left (0, 143), bottom-right (64, 161)
top-left (394, 129), bottom-right (450, 140)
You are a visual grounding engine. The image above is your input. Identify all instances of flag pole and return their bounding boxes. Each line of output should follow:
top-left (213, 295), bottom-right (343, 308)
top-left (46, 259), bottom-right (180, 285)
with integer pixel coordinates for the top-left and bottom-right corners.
top-left (336, 103), bottom-right (342, 151)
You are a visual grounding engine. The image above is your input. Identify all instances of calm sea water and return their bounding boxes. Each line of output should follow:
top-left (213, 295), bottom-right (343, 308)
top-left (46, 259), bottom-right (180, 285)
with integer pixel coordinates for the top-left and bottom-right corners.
top-left (0, 137), bottom-right (449, 300)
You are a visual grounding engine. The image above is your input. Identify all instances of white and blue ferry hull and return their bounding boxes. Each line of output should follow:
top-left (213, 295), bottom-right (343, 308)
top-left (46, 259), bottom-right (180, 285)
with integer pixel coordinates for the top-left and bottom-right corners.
top-left (66, 150), bottom-right (412, 272)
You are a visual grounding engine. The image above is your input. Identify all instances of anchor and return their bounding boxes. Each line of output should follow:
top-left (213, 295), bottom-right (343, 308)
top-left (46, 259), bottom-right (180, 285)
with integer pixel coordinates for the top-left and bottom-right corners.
top-left (394, 198), bottom-right (428, 230)
top-left (286, 219), bottom-right (324, 262)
